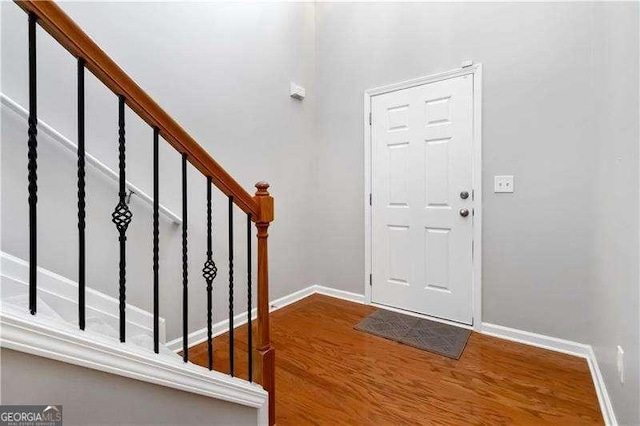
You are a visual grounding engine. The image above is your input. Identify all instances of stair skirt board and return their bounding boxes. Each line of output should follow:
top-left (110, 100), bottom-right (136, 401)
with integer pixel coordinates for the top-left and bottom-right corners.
top-left (1, 251), bottom-right (167, 344)
top-left (0, 311), bottom-right (268, 425)
top-left (172, 284), bottom-right (616, 426)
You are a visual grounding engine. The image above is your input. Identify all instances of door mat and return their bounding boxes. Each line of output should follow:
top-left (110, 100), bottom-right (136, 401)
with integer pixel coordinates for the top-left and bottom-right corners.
top-left (354, 309), bottom-right (471, 359)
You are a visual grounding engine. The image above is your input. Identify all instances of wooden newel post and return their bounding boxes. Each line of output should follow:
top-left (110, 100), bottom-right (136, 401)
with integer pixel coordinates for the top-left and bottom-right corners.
top-left (254, 181), bottom-right (275, 425)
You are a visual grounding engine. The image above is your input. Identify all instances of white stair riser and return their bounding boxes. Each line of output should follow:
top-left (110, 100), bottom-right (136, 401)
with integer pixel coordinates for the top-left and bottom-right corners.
top-left (1, 252), bottom-right (166, 343)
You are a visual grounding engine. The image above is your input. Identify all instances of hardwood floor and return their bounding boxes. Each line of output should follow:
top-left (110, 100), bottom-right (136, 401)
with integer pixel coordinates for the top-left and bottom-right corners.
top-left (188, 294), bottom-right (603, 425)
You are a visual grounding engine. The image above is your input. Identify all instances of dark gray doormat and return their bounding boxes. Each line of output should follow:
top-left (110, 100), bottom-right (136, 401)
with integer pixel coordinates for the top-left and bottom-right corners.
top-left (354, 309), bottom-right (471, 359)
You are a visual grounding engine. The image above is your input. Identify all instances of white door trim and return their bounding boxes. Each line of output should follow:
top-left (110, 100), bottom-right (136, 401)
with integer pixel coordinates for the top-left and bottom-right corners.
top-left (363, 64), bottom-right (483, 330)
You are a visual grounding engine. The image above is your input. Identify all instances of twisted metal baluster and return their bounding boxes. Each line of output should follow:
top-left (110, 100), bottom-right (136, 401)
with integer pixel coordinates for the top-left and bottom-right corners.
top-left (228, 196), bottom-right (234, 377)
top-left (153, 127), bottom-right (160, 354)
top-left (247, 213), bottom-right (253, 382)
top-left (28, 12), bottom-right (38, 315)
top-left (182, 154), bottom-right (189, 362)
top-left (111, 95), bottom-right (132, 343)
top-left (78, 58), bottom-right (86, 330)
top-left (202, 177), bottom-right (218, 370)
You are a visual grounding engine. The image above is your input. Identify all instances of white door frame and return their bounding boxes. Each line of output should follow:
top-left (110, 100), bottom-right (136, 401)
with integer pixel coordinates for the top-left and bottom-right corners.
top-left (364, 64), bottom-right (483, 331)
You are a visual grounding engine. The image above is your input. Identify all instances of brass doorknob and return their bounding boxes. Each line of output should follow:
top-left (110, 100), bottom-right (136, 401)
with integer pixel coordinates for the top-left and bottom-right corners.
top-left (459, 208), bottom-right (470, 218)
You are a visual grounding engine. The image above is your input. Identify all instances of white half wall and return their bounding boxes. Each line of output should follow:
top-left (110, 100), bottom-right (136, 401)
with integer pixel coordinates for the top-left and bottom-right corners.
top-left (1, 348), bottom-right (260, 425)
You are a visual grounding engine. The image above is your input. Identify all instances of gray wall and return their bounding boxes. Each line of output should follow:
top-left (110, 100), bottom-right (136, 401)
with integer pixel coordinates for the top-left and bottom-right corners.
top-left (315, 1), bottom-right (597, 342)
top-left (1, 1), bottom-right (316, 340)
top-left (314, 2), bottom-right (638, 423)
top-left (591, 3), bottom-right (640, 424)
top-left (0, 348), bottom-right (257, 425)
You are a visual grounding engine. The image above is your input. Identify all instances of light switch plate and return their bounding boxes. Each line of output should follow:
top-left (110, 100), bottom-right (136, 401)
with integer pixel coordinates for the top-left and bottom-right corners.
top-left (494, 175), bottom-right (514, 193)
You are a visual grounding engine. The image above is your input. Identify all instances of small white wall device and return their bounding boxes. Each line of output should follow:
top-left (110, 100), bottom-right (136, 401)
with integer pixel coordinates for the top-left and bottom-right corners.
top-left (494, 175), bottom-right (514, 193)
top-left (290, 82), bottom-right (306, 100)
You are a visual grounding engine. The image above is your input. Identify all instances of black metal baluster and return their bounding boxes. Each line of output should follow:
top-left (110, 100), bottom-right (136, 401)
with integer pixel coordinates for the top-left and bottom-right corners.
top-left (111, 95), bottom-right (132, 343)
top-left (202, 177), bottom-right (218, 371)
top-left (228, 196), bottom-right (234, 377)
top-left (77, 58), bottom-right (86, 329)
top-left (28, 12), bottom-right (38, 316)
top-left (153, 127), bottom-right (160, 354)
top-left (247, 213), bottom-right (253, 382)
top-left (182, 154), bottom-right (189, 362)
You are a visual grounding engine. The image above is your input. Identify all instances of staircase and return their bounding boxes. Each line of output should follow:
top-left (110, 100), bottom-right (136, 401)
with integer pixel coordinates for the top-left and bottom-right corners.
top-left (1, 1), bottom-right (276, 424)
top-left (1, 252), bottom-right (173, 355)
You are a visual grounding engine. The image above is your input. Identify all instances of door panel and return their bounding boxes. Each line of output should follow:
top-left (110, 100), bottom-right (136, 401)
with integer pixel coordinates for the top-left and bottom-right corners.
top-left (371, 75), bottom-right (474, 324)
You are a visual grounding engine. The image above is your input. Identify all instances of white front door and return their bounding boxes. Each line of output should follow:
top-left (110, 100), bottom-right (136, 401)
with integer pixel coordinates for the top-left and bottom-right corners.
top-left (371, 75), bottom-right (474, 324)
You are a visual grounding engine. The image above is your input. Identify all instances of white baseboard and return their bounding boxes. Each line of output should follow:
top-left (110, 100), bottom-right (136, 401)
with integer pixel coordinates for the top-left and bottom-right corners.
top-left (481, 322), bottom-right (591, 358)
top-left (481, 323), bottom-right (617, 426)
top-left (169, 285), bottom-right (363, 352)
top-left (314, 285), bottom-right (366, 304)
top-left (585, 346), bottom-right (617, 426)
top-left (166, 286), bottom-right (318, 352)
top-left (268, 286), bottom-right (317, 310)
top-left (166, 309), bottom-right (258, 353)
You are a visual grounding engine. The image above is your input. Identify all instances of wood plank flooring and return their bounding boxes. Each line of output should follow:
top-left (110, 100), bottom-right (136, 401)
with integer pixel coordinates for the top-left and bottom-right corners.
top-left (188, 294), bottom-right (603, 425)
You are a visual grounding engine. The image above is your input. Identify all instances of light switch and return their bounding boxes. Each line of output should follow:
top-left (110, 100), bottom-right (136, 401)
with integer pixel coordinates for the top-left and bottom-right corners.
top-left (494, 175), bottom-right (514, 193)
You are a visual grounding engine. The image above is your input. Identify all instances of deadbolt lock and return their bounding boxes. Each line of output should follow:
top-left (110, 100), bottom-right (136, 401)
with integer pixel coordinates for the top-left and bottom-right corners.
top-left (460, 191), bottom-right (469, 200)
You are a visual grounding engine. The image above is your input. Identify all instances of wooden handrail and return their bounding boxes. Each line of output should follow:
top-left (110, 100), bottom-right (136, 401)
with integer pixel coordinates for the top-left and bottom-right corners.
top-left (15, 0), bottom-right (259, 218)
top-left (17, 2), bottom-right (276, 423)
